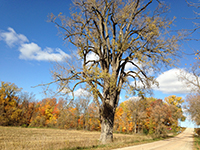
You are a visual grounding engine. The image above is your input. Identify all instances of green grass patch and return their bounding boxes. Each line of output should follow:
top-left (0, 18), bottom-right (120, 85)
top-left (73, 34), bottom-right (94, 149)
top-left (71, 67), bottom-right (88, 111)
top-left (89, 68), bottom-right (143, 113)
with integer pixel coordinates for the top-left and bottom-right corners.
top-left (194, 136), bottom-right (200, 150)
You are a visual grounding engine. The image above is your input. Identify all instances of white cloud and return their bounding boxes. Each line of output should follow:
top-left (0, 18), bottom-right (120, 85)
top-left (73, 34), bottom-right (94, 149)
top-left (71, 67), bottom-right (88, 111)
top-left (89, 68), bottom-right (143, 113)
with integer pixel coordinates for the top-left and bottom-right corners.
top-left (19, 42), bottom-right (70, 62)
top-left (86, 52), bottom-right (99, 64)
top-left (124, 60), bottom-right (139, 71)
top-left (60, 88), bottom-right (91, 98)
top-left (125, 62), bottom-right (135, 71)
top-left (0, 27), bottom-right (29, 47)
top-left (124, 60), bottom-right (153, 76)
top-left (60, 87), bottom-right (71, 94)
top-left (73, 88), bottom-right (91, 97)
top-left (82, 51), bottom-right (99, 66)
top-left (128, 96), bottom-right (141, 101)
top-left (0, 27), bottom-right (70, 62)
top-left (154, 68), bottom-right (192, 94)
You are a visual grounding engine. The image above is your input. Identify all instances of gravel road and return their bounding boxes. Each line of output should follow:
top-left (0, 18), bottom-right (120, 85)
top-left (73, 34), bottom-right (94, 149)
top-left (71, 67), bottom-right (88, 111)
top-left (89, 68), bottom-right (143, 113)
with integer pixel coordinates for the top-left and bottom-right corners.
top-left (113, 128), bottom-right (194, 150)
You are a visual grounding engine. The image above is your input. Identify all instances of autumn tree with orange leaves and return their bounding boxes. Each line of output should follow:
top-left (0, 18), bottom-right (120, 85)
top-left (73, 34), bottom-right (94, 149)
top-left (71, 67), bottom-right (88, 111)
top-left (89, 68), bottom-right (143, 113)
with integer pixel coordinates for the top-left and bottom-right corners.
top-left (146, 99), bottom-right (172, 136)
top-left (29, 98), bottom-right (60, 127)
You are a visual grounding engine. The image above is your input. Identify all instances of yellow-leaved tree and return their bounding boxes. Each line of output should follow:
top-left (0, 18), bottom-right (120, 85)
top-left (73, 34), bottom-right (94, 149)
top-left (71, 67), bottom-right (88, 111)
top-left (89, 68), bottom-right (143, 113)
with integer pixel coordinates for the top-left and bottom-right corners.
top-left (0, 81), bottom-right (22, 126)
top-left (165, 95), bottom-right (184, 107)
top-left (164, 95), bottom-right (185, 130)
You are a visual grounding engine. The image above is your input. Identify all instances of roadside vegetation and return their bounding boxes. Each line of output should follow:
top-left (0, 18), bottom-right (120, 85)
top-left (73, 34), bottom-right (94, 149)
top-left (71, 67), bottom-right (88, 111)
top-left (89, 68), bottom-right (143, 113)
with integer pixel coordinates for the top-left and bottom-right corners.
top-left (185, 94), bottom-right (200, 150)
top-left (194, 128), bottom-right (200, 150)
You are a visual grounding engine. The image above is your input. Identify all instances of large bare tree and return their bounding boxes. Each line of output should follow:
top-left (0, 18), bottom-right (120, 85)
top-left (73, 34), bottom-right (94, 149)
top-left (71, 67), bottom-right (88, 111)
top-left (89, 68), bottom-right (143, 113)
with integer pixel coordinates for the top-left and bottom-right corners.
top-left (49, 0), bottom-right (180, 143)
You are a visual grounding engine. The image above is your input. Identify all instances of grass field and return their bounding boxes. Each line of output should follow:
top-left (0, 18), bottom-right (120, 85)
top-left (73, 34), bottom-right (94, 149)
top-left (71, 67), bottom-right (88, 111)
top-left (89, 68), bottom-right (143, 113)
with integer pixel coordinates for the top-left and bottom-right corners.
top-left (0, 126), bottom-right (166, 150)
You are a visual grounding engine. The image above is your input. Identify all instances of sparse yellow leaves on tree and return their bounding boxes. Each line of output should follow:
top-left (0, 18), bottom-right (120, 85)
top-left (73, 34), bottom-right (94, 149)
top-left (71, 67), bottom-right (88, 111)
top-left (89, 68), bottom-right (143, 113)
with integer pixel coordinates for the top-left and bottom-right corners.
top-left (164, 95), bottom-right (184, 107)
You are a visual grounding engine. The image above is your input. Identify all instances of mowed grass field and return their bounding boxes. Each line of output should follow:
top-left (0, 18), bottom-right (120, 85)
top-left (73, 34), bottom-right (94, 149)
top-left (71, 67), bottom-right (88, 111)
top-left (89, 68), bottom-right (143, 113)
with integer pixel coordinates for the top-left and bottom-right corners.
top-left (0, 126), bottom-right (154, 150)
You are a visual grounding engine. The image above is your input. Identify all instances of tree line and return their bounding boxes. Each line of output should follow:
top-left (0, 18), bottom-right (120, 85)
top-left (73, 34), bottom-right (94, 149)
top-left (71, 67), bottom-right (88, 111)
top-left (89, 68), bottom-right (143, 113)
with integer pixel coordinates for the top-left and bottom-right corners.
top-left (0, 81), bottom-right (185, 137)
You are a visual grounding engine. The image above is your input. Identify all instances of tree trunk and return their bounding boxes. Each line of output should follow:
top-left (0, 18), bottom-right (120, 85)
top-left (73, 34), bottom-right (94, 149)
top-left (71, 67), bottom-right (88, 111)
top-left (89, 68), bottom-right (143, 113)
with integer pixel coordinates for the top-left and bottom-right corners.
top-left (134, 117), bottom-right (137, 134)
top-left (99, 103), bottom-right (115, 144)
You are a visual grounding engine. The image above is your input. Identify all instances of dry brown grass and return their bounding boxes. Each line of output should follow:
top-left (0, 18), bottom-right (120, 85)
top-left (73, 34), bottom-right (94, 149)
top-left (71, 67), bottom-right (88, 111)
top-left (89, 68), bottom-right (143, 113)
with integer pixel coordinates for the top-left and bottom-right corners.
top-left (0, 126), bottom-right (153, 150)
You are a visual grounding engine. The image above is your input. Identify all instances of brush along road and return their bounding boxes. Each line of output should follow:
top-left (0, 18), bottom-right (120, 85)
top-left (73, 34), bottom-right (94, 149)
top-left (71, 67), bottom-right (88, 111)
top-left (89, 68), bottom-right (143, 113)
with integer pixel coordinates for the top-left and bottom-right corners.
top-left (113, 128), bottom-right (194, 150)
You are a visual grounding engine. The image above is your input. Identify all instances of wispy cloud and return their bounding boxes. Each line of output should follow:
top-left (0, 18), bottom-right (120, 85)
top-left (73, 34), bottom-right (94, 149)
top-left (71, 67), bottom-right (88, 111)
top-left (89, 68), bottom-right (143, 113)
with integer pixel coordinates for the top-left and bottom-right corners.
top-left (0, 27), bottom-right (69, 62)
top-left (19, 42), bottom-right (70, 62)
top-left (0, 27), bottom-right (29, 47)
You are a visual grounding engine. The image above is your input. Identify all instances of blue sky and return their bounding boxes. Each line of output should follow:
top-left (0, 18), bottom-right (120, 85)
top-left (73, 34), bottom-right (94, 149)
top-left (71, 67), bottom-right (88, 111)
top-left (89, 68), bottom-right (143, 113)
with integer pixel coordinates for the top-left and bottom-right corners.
top-left (0, 0), bottom-right (199, 127)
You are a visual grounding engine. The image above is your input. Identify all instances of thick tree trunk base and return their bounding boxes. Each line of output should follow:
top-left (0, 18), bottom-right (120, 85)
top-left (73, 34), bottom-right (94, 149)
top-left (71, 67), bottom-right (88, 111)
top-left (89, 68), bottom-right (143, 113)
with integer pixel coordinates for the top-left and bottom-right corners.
top-left (99, 108), bottom-right (114, 144)
top-left (99, 120), bottom-right (113, 144)
top-left (98, 97), bottom-right (116, 144)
